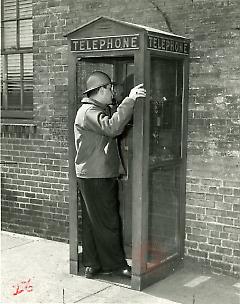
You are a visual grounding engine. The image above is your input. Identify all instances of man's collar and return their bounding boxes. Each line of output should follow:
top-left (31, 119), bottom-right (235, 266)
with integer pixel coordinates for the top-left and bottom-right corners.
top-left (81, 97), bottom-right (111, 110)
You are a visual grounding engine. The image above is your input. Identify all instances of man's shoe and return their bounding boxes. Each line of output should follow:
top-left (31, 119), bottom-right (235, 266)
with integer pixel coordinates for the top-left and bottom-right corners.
top-left (114, 266), bottom-right (131, 278)
top-left (85, 267), bottom-right (100, 279)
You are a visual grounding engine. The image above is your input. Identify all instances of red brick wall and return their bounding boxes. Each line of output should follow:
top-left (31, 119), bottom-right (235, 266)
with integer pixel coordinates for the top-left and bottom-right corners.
top-left (1, 0), bottom-right (239, 276)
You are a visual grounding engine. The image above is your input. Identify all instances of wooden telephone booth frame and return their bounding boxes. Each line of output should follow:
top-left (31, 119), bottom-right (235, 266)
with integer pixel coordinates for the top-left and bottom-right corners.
top-left (65, 16), bottom-right (190, 290)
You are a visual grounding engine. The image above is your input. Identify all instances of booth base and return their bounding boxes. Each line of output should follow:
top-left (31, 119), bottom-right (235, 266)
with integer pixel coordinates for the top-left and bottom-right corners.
top-left (77, 264), bottom-right (131, 288)
top-left (77, 253), bottom-right (131, 288)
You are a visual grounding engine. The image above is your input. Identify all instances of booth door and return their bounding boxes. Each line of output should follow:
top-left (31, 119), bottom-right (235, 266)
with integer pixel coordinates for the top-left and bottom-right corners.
top-left (132, 56), bottom-right (186, 290)
top-left (76, 57), bottom-right (134, 258)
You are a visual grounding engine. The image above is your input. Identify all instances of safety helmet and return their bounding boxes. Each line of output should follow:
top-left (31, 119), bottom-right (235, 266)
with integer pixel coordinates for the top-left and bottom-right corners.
top-left (83, 71), bottom-right (113, 94)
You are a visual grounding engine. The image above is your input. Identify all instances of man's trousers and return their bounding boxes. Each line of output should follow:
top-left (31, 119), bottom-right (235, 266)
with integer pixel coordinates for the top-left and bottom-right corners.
top-left (77, 177), bottom-right (128, 271)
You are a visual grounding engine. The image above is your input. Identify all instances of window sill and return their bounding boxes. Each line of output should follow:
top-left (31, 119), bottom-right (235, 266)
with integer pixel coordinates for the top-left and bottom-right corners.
top-left (1, 121), bottom-right (37, 135)
top-left (1, 110), bottom-right (33, 119)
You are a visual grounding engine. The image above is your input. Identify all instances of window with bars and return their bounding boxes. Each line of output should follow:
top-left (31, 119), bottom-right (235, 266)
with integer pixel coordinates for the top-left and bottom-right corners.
top-left (1, 0), bottom-right (33, 119)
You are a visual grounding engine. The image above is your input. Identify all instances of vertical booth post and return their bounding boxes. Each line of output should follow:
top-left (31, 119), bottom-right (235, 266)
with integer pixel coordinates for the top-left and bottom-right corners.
top-left (131, 32), bottom-right (151, 290)
top-left (179, 59), bottom-right (190, 259)
top-left (67, 51), bottom-right (79, 275)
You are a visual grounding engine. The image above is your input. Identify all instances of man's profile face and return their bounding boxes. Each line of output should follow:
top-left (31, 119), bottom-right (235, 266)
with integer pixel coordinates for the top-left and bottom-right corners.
top-left (101, 84), bottom-right (114, 105)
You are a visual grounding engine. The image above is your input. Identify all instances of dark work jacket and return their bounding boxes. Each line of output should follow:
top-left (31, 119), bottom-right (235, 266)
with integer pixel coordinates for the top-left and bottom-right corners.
top-left (74, 96), bottom-right (134, 178)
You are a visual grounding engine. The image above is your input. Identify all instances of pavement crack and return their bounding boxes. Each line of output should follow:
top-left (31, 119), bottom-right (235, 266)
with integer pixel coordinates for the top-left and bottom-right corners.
top-left (73, 285), bottom-right (112, 303)
top-left (1, 240), bottom-right (35, 251)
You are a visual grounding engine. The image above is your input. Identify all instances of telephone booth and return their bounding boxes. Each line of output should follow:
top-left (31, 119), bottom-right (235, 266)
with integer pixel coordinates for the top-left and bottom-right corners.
top-left (65, 16), bottom-right (190, 290)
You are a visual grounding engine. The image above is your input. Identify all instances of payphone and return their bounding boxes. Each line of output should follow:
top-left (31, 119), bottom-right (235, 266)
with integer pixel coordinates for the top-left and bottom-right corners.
top-left (65, 16), bottom-right (190, 290)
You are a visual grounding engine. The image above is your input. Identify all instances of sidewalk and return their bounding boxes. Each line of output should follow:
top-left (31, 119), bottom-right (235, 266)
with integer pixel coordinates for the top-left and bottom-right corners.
top-left (1, 231), bottom-right (239, 304)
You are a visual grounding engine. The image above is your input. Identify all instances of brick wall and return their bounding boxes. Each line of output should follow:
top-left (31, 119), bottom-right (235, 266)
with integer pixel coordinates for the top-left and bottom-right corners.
top-left (183, 0), bottom-right (240, 277)
top-left (1, 0), bottom-right (70, 242)
top-left (1, 0), bottom-right (239, 276)
top-left (1, 124), bottom-right (69, 241)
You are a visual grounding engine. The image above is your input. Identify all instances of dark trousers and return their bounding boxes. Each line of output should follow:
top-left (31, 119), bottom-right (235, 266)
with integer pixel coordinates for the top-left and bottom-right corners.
top-left (78, 178), bottom-right (128, 271)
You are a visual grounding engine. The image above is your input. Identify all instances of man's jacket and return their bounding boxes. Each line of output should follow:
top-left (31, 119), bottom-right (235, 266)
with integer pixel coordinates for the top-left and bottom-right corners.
top-left (74, 96), bottom-right (134, 178)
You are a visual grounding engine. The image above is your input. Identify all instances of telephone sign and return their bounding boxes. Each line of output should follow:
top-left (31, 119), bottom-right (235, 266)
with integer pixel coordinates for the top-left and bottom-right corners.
top-left (71, 34), bottom-right (140, 52)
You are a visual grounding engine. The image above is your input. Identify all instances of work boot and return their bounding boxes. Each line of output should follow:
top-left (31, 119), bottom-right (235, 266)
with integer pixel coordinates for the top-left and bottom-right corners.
top-left (84, 267), bottom-right (101, 279)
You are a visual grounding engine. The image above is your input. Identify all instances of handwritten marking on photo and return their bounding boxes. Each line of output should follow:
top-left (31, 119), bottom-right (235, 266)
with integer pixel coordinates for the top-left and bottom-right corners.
top-left (12, 278), bottom-right (33, 296)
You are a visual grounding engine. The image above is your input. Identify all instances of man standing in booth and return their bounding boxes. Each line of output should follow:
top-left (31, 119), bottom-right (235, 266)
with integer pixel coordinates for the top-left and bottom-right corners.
top-left (74, 71), bottom-right (146, 279)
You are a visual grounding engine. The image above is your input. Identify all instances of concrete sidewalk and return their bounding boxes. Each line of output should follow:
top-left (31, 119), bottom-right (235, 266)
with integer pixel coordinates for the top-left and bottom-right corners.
top-left (1, 231), bottom-right (239, 304)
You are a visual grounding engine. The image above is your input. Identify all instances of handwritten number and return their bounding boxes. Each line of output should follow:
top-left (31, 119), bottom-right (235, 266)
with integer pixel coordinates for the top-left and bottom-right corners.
top-left (13, 285), bottom-right (23, 296)
top-left (13, 279), bottom-right (33, 296)
top-left (26, 279), bottom-right (33, 292)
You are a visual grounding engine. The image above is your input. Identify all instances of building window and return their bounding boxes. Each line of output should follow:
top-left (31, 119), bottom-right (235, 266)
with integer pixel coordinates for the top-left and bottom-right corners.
top-left (1, 0), bottom-right (33, 119)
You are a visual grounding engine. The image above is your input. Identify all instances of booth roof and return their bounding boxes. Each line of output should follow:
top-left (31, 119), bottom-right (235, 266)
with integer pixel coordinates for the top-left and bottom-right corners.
top-left (64, 16), bottom-right (189, 40)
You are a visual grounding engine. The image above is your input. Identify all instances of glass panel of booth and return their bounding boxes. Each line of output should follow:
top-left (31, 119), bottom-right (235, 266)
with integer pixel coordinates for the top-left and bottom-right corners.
top-left (148, 165), bottom-right (181, 268)
top-left (149, 57), bottom-right (183, 166)
top-left (147, 57), bottom-right (183, 269)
